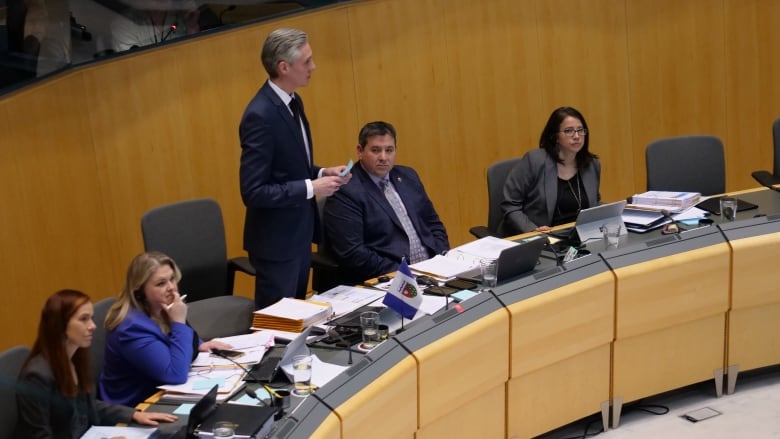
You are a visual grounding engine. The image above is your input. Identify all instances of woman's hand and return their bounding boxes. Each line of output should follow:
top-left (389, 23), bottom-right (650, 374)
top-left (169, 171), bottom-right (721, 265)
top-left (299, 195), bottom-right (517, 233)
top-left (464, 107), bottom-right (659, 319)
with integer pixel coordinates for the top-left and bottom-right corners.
top-left (198, 339), bottom-right (233, 353)
top-left (131, 410), bottom-right (178, 426)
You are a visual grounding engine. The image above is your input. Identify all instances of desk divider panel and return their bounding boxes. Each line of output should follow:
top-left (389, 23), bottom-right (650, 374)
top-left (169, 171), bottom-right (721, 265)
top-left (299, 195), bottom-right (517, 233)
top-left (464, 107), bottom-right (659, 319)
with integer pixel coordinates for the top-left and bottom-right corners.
top-left (394, 293), bottom-right (508, 431)
top-left (720, 215), bottom-right (780, 382)
top-left (604, 226), bottom-right (730, 419)
top-left (316, 338), bottom-right (417, 439)
top-left (497, 256), bottom-right (613, 438)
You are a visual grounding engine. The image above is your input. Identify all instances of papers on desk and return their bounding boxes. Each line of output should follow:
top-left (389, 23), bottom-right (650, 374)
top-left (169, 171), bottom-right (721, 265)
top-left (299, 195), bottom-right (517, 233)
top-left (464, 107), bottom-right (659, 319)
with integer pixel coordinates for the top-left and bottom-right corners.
top-left (191, 331), bottom-right (273, 367)
top-left (252, 297), bottom-right (332, 332)
top-left (280, 353), bottom-right (348, 388)
top-left (158, 367), bottom-right (245, 402)
top-left (81, 426), bottom-right (157, 439)
top-left (310, 285), bottom-right (385, 318)
top-left (410, 236), bottom-right (518, 279)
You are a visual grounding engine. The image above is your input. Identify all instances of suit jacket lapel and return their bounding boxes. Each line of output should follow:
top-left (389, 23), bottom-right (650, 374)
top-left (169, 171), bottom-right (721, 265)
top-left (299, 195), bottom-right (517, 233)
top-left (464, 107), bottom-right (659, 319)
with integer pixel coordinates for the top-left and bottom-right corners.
top-left (260, 83), bottom-right (310, 166)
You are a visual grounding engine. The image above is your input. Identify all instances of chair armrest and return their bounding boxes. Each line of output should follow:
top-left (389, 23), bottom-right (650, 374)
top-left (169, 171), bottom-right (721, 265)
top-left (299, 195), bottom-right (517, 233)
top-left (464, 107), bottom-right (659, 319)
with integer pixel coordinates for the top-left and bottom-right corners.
top-left (311, 253), bottom-right (340, 270)
top-left (225, 256), bottom-right (255, 295)
top-left (469, 225), bottom-right (491, 239)
top-left (751, 170), bottom-right (780, 188)
top-left (228, 256), bottom-right (255, 276)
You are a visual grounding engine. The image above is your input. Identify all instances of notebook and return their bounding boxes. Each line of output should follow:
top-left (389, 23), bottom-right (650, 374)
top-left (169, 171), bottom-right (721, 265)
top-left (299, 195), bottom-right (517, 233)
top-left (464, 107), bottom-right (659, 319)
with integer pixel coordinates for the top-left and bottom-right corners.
top-left (245, 326), bottom-right (312, 383)
top-left (695, 196), bottom-right (758, 215)
top-left (459, 236), bottom-right (548, 283)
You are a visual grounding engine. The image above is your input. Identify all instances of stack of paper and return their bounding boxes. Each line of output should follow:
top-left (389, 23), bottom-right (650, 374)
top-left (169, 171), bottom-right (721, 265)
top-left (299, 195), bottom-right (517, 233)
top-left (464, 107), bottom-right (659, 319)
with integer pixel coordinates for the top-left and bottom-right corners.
top-left (158, 367), bottom-right (246, 402)
top-left (410, 236), bottom-right (518, 280)
top-left (630, 191), bottom-right (701, 212)
top-left (252, 298), bottom-right (332, 332)
top-left (309, 285), bottom-right (384, 319)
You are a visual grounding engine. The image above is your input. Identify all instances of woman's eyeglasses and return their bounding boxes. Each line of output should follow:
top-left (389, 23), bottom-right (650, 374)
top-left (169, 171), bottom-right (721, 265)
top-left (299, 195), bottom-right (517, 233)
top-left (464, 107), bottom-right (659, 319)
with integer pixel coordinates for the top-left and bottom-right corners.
top-left (560, 128), bottom-right (588, 137)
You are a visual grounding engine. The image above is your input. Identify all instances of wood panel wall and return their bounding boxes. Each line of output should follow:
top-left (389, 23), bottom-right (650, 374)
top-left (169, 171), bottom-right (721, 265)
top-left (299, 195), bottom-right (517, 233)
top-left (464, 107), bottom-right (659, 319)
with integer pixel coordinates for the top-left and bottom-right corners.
top-left (1, 0), bottom-right (779, 350)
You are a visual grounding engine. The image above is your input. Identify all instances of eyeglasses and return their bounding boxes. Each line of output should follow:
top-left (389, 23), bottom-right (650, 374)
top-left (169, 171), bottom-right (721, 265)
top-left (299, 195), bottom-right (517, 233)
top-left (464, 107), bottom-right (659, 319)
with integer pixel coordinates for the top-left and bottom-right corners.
top-left (560, 128), bottom-right (588, 137)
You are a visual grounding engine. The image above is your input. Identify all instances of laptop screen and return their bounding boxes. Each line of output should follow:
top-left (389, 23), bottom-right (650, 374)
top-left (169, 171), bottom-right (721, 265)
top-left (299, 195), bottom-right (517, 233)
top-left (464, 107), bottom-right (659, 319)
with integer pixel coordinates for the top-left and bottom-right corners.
top-left (186, 384), bottom-right (218, 437)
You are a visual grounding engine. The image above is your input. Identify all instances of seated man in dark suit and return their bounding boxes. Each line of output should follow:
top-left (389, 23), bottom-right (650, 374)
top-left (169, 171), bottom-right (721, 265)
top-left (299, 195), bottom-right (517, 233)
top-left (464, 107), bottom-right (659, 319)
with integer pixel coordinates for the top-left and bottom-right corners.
top-left (323, 121), bottom-right (450, 285)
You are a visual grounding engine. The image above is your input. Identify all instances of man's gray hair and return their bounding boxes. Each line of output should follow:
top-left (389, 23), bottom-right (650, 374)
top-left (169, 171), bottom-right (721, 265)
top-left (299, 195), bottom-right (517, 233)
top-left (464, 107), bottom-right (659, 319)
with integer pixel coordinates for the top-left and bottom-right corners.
top-left (261, 28), bottom-right (308, 78)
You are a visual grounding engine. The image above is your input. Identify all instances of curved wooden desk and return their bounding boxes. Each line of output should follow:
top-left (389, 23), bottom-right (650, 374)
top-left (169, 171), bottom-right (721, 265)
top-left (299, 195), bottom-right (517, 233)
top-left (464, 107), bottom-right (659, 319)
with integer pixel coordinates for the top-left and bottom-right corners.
top-left (267, 188), bottom-right (780, 438)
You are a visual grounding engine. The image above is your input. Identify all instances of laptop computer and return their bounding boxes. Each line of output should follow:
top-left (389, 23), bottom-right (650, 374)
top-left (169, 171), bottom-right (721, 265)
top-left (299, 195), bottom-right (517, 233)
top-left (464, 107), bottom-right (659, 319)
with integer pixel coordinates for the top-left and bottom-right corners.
top-left (574, 200), bottom-right (627, 242)
top-left (245, 326), bottom-right (312, 383)
top-left (186, 384), bottom-right (218, 438)
top-left (459, 236), bottom-right (548, 283)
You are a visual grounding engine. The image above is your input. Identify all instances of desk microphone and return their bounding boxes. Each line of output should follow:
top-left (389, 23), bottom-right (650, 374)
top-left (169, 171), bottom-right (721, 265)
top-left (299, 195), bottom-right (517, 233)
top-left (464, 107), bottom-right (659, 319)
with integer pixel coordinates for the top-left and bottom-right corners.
top-left (244, 387), bottom-right (268, 406)
top-left (326, 327), bottom-right (354, 365)
top-left (161, 24), bottom-right (177, 42)
top-left (209, 348), bottom-right (265, 383)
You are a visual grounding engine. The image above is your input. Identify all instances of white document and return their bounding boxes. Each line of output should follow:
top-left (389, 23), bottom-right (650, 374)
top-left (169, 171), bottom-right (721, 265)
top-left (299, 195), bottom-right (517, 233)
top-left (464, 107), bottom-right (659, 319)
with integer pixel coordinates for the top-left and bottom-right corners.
top-left (410, 254), bottom-right (477, 279)
top-left (310, 286), bottom-right (385, 318)
top-left (280, 354), bottom-right (348, 388)
top-left (158, 367), bottom-right (245, 402)
top-left (448, 236), bottom-right (519, 259)
top-left (81, 426), bottom-right (157, 439)
top-left (191, 331), bottom-right (273, 367)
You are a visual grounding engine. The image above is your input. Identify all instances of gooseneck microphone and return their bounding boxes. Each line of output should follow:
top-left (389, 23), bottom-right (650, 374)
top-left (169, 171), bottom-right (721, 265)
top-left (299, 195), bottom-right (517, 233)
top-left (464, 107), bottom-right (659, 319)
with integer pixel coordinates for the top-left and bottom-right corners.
top-left (244, 387), bottom-right (268, 406)
top-left (161, 24), bottom-right (177, 42)
top-left (210, 348), bottom-right (265, 383)
top-left (326, 327), bottom-right (354, 365)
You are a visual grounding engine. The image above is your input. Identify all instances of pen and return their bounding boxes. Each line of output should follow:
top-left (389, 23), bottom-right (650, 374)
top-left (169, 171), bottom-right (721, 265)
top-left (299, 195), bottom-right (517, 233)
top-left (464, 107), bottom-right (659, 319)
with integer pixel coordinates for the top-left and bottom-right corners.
top-left (166, 294), bottom-right (187, 310)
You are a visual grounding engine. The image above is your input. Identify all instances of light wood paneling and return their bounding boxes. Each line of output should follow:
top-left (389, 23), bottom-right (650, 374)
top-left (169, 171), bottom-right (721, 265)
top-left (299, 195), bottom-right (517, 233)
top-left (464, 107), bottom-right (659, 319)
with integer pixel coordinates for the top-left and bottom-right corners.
top-left (625, 0), bottom-right (728, 191)
top-left (728, 304), bottom-right (780, 373)
top-left (613, 314), bottom-right (725, 403)
top-left (413, 309), bottom-right (509, 428)
top-left (724, 1), bottom-right (780, 189)
top-left (613, 244), bottom-right (730, 339)
top-left (416, 383), bottom-right (505, 439)
top-left (730, 232), bottom-right (780, 309)
top-left (508, 272), bottom-right (614, 377)
top-left (507, 344), bottom-right (610, 439)
top-left (333, 356), bottom-right (418, 439)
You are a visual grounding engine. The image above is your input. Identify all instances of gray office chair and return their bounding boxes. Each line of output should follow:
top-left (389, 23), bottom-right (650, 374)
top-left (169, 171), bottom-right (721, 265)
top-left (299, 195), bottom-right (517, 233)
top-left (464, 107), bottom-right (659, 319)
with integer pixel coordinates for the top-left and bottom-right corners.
top-left (0, 345), bottom-right (30, 439)
top-left (90, 297), bottom-right (115, 395)
top-left (187, 295), bottom-right (255, 340)
top-left (141, 198), bottom-right (255, 303)
top-left (645, 135), bottom-right (726, 196)
top-left (311, 196), bottom-right (343, 293)
top-left (751, 117), bottom-right (780, 188)
top-left (469, 157), bottom-right (523, 238)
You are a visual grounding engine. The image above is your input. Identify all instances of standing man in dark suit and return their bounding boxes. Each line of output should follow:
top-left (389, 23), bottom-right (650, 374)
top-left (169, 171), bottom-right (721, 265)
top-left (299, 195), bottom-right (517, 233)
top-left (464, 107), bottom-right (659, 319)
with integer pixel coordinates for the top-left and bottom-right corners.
top-left (323, 121), bottom-right (449, 285)
top-left (239, 28), bottom-right (351, 309)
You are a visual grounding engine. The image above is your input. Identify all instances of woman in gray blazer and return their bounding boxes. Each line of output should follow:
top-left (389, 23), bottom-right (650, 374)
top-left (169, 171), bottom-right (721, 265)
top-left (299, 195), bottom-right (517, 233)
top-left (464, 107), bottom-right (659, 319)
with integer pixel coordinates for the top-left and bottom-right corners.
top-left (500, 107), bottom-right (601, 235)
top-left (16, 289), bottom-right (177, 438)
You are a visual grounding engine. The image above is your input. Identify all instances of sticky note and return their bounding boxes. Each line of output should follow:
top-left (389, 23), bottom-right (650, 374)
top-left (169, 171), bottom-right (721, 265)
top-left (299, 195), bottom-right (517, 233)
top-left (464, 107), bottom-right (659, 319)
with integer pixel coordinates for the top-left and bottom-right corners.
top-left (192, 377), bottom-right (225, 390)
top-left (339, 159), bottom-right (354, 177)
top-left (173, 403), bottom-right (194, 415)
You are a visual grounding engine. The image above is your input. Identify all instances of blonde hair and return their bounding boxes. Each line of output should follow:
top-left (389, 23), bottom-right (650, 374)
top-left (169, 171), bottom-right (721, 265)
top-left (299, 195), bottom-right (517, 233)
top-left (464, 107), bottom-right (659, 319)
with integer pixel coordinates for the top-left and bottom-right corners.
top-left (104, 252), bottom-right (182, 333)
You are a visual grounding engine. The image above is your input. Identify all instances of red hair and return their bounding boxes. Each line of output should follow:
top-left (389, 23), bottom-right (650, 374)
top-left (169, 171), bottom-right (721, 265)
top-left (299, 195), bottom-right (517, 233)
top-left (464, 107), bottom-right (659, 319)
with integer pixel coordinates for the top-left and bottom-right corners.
top-left (24, 289), bottom-right (92, 396)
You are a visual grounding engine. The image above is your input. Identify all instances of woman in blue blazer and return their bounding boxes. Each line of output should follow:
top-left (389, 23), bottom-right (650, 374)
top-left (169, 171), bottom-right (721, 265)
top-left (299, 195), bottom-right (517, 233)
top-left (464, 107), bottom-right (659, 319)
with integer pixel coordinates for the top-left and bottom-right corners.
top-left (99, 252), bottom-right (230, 406)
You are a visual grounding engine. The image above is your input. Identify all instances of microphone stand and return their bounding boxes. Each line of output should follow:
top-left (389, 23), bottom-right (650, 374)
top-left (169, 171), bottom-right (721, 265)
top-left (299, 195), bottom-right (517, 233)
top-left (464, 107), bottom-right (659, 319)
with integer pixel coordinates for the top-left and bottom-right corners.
top-left (326, 327), bottom-right (356, 365)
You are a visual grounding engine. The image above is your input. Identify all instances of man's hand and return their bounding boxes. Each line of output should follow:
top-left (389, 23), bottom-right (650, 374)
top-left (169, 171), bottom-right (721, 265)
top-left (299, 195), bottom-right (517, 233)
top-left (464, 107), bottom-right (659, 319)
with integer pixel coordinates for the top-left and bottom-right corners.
top-left (313, 173), bottom-right (351, 197)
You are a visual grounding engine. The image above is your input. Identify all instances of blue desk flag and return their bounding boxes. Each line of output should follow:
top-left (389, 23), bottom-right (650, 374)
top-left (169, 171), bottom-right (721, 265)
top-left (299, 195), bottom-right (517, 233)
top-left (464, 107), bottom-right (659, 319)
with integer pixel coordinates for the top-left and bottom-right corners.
top-left (383, 259), bottom-right (422, 320)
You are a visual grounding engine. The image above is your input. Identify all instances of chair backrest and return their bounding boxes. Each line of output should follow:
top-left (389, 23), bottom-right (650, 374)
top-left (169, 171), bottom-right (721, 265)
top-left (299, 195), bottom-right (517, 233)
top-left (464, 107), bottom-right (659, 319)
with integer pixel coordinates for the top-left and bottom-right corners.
top-left (772, 118), bottom-right (780, 177)
top-left (486, 158), bottom-right (523, 236)
top-left (311, 196), bottom-right (342, 293)
top-left (141, 198), bottom-right (229, 302)
top-left (0, 345), bottom-right (30, 439)
top-left (645, 135), bottom-right (726, 196)
top-left (90, 297), bottom-right (115, 394)
top-left (187, 296), bottom-right (255, 340)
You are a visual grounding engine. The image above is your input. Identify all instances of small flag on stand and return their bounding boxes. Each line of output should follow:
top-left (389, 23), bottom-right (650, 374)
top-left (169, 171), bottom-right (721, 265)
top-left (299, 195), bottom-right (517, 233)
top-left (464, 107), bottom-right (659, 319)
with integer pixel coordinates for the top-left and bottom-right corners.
top-left (383, 259), bottom-right (422, 320)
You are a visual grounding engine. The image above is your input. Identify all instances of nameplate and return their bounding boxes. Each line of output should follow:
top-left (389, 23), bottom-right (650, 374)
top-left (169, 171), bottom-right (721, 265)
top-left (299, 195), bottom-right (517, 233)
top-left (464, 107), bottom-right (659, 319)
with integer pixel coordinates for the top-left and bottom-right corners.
top-left (646, 235), bottom-right (680, 247)
top-left (433, 308), bottom-right (459, 323)
top-left (534, 266), bottom-right (564, 280)
top-left (345, 358), bottom-right (371, 377)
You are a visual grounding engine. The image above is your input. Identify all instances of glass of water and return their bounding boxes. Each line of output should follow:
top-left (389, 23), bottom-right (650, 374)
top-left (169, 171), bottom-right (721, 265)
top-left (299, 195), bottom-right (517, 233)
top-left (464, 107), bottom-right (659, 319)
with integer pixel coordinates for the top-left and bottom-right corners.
top-left (360, 311), bottom-right (380, 349)
top-left (292, 354), bottom-right (313, 396)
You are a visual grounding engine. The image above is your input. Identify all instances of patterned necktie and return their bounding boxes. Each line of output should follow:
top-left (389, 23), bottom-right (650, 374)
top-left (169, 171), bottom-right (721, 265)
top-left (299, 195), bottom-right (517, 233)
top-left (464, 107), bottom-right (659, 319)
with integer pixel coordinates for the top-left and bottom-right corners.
top-left (380, 179), bottom-right (429, 263)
